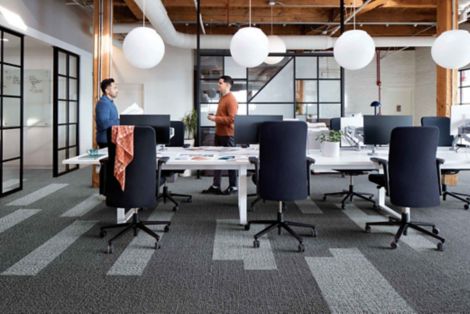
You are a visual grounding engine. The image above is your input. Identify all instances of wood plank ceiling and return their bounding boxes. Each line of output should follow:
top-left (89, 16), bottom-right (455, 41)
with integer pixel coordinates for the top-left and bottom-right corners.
top-left (112, 0), bottom-right (438, 37)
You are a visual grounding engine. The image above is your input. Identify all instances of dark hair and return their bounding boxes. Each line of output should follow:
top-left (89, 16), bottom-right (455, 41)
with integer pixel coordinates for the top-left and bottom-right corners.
top-left (219, 75), bottom-right (233, 86)
top-left (100, 78), bottom-right (115, 94)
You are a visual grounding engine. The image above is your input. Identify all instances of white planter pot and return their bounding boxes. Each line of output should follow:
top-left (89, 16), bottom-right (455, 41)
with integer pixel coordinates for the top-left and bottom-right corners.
top-left (321, 141), bottom-right (340, 158)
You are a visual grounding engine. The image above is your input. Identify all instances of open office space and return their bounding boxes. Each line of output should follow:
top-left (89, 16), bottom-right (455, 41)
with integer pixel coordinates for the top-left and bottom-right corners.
top-left (2, 0), bottom-right (470, 312)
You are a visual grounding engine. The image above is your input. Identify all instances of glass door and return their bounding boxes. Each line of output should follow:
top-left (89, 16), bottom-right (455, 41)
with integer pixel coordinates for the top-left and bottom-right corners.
top-left (1, 27), bottom-right (24, 196)
top-left (53, 47), bottom-right (79, 177)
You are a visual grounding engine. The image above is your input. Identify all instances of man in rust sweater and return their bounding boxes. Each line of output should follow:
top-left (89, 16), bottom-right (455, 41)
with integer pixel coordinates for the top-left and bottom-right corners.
top-left (203, 75), bottom-right (239, 195)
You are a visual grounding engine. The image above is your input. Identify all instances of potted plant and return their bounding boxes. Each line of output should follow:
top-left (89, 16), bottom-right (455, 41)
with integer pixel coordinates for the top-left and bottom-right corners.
top-left (317, 130), bottom-right (342, 157)
top-left (182, 109), bottom-right (198, 141)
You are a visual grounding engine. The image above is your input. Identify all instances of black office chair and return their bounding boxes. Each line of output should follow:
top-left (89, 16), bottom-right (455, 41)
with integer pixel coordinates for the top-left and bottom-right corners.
top-left (323, 117), bottom-right (376, 209)
top-left (245, 121), bottom-right (316, 252)
top-left (158, 121), bottom-right (192, 211)
top-left (365, 127), bottom-right (445, 251)
top-left (421, 116), bottom-right (470, 210)
top-left (99, 126), bottom-right (171, 254)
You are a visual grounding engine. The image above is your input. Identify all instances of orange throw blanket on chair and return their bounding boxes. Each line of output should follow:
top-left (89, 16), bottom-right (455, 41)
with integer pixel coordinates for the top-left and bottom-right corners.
top-left (111, 125), bottom-right (135, 191)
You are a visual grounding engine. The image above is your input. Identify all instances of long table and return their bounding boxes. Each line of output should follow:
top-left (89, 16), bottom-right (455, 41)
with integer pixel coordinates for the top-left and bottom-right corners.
top-left (63, 146), bottom-right (470, 224)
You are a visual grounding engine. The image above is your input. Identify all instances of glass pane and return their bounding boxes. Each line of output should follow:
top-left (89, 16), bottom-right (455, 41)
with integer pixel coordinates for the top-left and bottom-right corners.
top-left (68, 147), bottom-right (77, 159)
top-left (58, 125), bottom-right (67, 148)
top-left (69, 78), bottom-right (78, 100)
top-left (58, 52), bottom-right (67, 75)
top-left (3, 32), bottom-right (22, 66)
top-left (319, 103), bottom-right (341, 119)
top-left (199, 103), bottom-right (247, 127)
top-left (58, 101), bottom-right (67, 124)
top-left (58, 77), bottom-right (67, 100)
top-left (3, 97), bottom-right (21, 127)
top-left (462, 87), bottom-right (470, 104)
top-left (237, 104), bottom-right (247, 116)
top-left (319, 57), bottom-right (341, 78)
top-left (461, 70), bottom-right (470, 87)
top-left (3, 159), bottom-right (20, 193)
top-left (200, 56), bottom-right (223, 79)
top-left (69, 125), bottom-right (77, 146)
top-left (69, 55), bottom-right (78, 78)
top-left (251, 60), bottom-right (294, 102)
top-left (248, 57), bottom-right (290, 99)
top-left (296, 56), bottom-right (317, 79)
top-left (296, 80), bottom-right (317, 103)
top-left (58, 149), bottom-right (67, 173)
top-left (248, 104), bottom-right (294, 118)
top-left (224, 57), bottom-right (246, 79)
top-left (3, 65), bottom-right (21, 96)
top-left (69, 101), bottom-right (77, 123)
top-left (296, 103), bottom-right (318, 122)
top-left (200, 80), bottom-right (219, 103)
top-left (3, 129), bottom-right (21, 160)
top-left (319, 80), bottom-right (341, 102)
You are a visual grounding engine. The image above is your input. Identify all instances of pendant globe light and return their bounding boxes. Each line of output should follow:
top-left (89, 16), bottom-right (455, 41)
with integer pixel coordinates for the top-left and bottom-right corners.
top-left (265, 5), bottom-right (286, 65)
top-left (333, 1), bottom-right (375, 70)
top-left (230, 0), bottom-right (269, 68)
top-left (123, 0), bottom-right (165, 69)
top-left (432, 0), bottom-right (470, 69)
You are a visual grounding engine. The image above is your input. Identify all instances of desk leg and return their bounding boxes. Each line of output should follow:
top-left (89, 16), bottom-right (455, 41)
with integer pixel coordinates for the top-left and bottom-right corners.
top-left (238, 166), bottom-right (248, 225)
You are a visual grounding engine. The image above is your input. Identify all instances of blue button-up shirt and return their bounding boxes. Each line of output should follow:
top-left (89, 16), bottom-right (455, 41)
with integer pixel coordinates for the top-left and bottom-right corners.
top-left (95, 95), bottom-right (119, 144)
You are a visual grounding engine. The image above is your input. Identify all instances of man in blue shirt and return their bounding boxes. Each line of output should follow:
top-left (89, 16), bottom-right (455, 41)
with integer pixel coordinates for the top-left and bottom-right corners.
top-left (96, 78), bottom-right (120, 148)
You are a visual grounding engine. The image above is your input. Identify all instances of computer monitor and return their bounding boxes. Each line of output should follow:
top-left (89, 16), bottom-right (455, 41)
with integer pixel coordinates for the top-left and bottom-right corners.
top-left (363, 115), bottom-right (413, 145)
top-left (120, 114), bottom-right (171, 145)
top-left (234, 115), bottom-right (283, 145)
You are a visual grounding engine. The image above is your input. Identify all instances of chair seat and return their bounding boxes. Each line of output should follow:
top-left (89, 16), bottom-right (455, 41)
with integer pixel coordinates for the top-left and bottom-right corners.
top-left (369, 173), bottom-right (386, 187)
top-left (333, 169), bottom-right (373, 176)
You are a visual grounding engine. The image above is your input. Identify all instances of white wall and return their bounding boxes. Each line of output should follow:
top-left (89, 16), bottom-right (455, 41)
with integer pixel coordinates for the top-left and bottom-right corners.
top-left (111, 45), bottom-right (194, 121)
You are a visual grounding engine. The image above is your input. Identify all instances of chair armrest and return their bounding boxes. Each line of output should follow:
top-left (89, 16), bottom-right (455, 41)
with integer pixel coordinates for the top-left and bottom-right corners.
top-left (156, 157), bottom-right (169, 197)
top-left (249, 157), bottom-right (260, 194)
top-left (248, 156), bottom-right (259, 165)
top-left (370, 157), bottom-right (389, 194)
top-left (306, 157), bottom-right (315, 198)
top-left (436, 158), bottom-right (444, 195)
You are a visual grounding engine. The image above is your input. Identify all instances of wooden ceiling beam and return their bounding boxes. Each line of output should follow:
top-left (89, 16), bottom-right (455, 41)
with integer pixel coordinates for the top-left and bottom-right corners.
top-left (122, 0), bottom-right (144, 20)
top-left (162, 0), bottom-right (361, 8)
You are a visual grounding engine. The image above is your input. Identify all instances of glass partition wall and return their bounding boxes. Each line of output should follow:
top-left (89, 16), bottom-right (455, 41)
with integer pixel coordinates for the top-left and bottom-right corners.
top-left (1, 27), bottom-right (24, 196)
top-left (196, 51), bottom-right (344, 145)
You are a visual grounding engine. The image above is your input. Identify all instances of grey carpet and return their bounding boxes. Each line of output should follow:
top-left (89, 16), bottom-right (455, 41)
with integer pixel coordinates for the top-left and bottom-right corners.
top-left (0, 168), bottom-right (470, 313)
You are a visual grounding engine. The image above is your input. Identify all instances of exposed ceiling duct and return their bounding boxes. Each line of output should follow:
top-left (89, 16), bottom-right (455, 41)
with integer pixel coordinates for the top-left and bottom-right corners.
top-left (133, 0), bottom-right (435, 50)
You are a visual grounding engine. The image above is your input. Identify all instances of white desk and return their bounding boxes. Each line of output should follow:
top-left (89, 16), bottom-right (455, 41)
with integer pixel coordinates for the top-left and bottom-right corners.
top-left (64, 146), bottom-right (470, 224)
top-left (63, 147), bottom-right (257, 225)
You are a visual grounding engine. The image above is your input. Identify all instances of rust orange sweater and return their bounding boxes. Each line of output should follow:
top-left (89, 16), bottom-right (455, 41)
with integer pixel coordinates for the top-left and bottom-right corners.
top-left (214, 92), bottom-right (238, 136)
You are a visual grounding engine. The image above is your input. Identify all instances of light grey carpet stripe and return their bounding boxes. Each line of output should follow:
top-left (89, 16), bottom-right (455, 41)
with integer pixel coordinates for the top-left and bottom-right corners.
top-left (295, 198), bottom-right (323, 214)
top-left (7, 183), bottom-right (68, 206)
top-left (213, 219), bottom-right (276, 271)
top-left (2, 220), bottom-right (98, 276)
top-left (0, 209), bottom-right (41, 234)
top-left (343, 205), bottom-right (436, 251)
top-left (61, 194), bottom-right (102, 217)
top-left (306, 248), bottom-right (416, 314)
top-left (107, 211), bottom-right (174, 276)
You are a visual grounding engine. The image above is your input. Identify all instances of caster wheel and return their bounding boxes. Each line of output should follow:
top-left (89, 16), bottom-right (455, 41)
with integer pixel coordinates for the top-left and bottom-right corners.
top-left (173, 206), bottom-right (178, 212)
top-left (164, 225), bottom-right (170, 233)
top-left (368, 195), bottom-right (374, 200)
top-left (390, 241), bottom-right (398, 249)
top-left (155, 242), bottom-right (161, 250)
top-left (100, 230), bottom-right (107, 238)
top-left (341, 204), bottom-right (345, 209)
top-left (107, 244), bottom-right (113, 254)
top-left (244, 224), bottom-right (250, 231)
top-left (322, 196), bottom-right (327, 201)
top-left (365, 225), bottom-right (371, 233)
top-left (464, 204), bottom-right (469, 210)
top-left (312, 229), bottom-right (317, 238)
top-left (432, 227), bottom-right (439, 235)
top-left (298, 243), bottom-right (305, 252)
top-left (186, 197), bottom-right (192, 203)
top-left (437, 242), bottom-right (444, 251)
top-left (253, 239), bottom-right (260, 248)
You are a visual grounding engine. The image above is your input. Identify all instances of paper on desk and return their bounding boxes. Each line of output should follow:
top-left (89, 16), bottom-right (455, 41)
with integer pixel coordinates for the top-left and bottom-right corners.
top-left (120, 103), bottom-right (144, 115)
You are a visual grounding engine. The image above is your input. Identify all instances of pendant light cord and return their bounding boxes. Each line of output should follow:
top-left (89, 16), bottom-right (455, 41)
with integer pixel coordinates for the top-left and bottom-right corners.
top-left (249, 0), bottom-right (252, 27)
top-left (270, 5), bottom-right (273, 35)
top-left (143, 0), bottom-right (146, 27)
top-left (452, 0), bottom-right (455, 30)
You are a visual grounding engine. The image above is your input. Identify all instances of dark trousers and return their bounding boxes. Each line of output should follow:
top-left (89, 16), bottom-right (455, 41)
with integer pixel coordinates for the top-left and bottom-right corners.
top-left (213, 135), bottom-right (237, 188)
